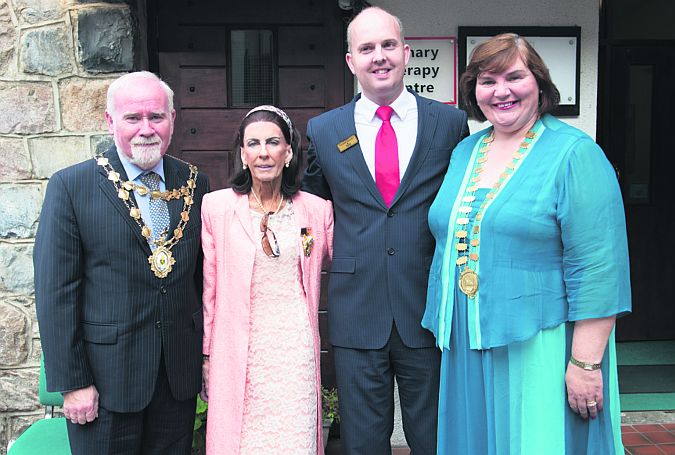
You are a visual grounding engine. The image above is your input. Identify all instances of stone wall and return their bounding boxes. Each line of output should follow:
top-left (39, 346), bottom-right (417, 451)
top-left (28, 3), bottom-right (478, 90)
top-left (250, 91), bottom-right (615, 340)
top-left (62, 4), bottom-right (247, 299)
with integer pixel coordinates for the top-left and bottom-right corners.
top-left (0, 1), bottom-right (138, 452)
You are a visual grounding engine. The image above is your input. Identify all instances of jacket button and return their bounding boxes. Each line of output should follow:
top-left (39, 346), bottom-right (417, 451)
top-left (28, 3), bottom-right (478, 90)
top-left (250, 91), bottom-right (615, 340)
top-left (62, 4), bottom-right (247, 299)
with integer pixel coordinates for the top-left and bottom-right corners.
top-left (387, 248), bottom-right (395, 256)
top-left (160, 286), bottom-right (167, 294)
top-left (155, 321), bottom-right (162, 329)
top-left (387, 210), bottom-right (395, 217)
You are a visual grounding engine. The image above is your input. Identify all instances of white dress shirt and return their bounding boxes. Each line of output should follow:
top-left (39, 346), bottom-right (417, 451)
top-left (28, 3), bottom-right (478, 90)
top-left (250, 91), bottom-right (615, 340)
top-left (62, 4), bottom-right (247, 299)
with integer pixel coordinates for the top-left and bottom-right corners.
top-left (354, 89), bottom-right (418, 182)
top-left (116, 148), bottom-right (167, 242)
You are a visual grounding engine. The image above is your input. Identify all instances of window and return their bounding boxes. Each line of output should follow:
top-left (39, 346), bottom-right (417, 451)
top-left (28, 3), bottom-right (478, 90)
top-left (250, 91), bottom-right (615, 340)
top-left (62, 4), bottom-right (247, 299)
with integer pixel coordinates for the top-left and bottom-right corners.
top-left (230, 30), bottom-right (275, 107)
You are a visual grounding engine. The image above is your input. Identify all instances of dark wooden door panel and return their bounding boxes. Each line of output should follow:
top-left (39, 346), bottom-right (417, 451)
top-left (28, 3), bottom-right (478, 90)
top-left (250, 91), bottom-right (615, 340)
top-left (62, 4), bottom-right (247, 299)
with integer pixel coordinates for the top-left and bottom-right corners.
top-left (279, 68), bottom-right (326, 108)
top-left (279, 26), bottom-right (330, 66)
top-left (159, 25), bottom-right (227, 52)
top-left (284, 108), bottom-right (326, 142)
top-left (604, 45), bottom-right (675, 341)
top-left (179, 110), bottom-right (245, 149)
top-left (182, 150), bottom-right (233, 191)
top-left (180, 68), bottom-right (228, 108)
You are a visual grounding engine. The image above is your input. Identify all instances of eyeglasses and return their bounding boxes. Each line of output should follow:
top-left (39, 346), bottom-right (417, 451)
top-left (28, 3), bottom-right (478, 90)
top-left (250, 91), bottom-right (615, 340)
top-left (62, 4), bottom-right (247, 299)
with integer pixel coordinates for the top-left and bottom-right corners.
top-left (260, 212), bottom-right (280, 258)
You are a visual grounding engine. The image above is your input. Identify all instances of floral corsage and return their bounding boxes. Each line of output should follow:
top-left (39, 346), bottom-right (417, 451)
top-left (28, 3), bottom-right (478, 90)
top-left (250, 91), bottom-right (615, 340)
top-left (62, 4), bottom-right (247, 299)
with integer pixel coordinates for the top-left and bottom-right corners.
top-left (301, 227), bottom-right (314, 257)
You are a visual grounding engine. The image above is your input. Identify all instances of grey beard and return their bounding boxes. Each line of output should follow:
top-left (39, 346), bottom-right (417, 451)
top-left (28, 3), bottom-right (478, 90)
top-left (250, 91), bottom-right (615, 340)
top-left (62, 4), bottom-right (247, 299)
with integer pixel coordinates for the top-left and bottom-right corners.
top-left (115, 137), bottom-right (164, 170)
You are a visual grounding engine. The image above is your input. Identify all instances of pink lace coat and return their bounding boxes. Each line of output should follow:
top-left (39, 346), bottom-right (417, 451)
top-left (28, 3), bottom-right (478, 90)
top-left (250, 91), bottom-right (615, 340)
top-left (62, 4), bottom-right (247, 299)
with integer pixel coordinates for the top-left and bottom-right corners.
top-left (201, 189), bottom-right (333, 454)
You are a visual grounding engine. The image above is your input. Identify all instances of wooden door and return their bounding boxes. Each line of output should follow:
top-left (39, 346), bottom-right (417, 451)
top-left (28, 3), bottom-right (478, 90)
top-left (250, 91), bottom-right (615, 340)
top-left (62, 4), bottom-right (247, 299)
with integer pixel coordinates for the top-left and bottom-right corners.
top-left (151, 0), bottom-right (352, 387)
top-left (601, 45), bottom-right (675, 341)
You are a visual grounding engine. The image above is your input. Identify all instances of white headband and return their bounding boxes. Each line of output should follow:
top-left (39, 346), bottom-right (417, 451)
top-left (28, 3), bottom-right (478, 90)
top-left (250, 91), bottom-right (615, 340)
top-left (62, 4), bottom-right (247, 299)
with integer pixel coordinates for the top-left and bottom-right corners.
top-left (245, 105), bottom-right (294, 141)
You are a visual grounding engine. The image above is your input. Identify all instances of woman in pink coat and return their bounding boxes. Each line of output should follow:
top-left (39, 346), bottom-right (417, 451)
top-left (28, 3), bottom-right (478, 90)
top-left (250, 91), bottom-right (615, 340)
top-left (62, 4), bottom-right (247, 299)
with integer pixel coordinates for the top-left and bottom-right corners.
top-left (201, 105), bottom-right (333, 454)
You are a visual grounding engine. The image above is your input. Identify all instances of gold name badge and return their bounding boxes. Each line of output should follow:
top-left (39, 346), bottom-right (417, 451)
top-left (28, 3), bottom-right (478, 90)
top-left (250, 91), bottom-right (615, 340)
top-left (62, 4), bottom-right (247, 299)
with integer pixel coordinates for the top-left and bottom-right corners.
top-left (337, 135), bottom-right (359, 153)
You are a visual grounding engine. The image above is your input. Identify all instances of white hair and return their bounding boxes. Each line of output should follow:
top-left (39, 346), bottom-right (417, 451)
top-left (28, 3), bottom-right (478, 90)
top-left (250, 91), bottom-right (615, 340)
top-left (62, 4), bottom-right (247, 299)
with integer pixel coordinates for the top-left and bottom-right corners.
top-left (106, 71), bottom-right (174, 116)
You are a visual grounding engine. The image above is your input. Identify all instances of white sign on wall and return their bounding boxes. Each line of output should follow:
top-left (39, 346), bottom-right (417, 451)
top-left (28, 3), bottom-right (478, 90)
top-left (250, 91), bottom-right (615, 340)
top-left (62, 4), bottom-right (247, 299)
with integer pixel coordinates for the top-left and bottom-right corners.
top-left (403, 37), bottom-right (457, 104)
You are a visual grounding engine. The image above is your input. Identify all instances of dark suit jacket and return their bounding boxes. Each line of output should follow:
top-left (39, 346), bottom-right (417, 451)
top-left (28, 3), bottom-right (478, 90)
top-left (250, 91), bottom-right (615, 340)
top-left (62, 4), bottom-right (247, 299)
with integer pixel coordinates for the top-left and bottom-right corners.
top-left (302, 91), bottom-right (468, 349)
top-left (34, 147), bottom-right (209, 413)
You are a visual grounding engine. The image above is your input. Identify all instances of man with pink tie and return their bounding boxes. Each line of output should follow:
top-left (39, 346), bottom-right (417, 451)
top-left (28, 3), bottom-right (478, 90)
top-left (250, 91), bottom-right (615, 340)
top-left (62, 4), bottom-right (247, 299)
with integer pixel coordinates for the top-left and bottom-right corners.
top-left (302, 7), bottom-right (468, 454)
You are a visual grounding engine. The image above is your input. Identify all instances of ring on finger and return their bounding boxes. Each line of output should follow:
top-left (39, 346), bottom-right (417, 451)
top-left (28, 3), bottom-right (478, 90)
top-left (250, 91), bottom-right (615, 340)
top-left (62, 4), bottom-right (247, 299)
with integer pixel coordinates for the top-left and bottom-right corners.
top-left (587, 400), bottom-right (597, 407)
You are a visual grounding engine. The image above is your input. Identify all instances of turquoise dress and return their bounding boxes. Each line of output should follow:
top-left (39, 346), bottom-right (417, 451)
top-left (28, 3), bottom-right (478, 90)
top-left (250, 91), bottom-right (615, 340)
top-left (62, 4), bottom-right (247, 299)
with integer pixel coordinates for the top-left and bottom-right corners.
top-left (430, 190), bottom-right (623, 454)
top-left (424, 116), bottom-right (630, 454)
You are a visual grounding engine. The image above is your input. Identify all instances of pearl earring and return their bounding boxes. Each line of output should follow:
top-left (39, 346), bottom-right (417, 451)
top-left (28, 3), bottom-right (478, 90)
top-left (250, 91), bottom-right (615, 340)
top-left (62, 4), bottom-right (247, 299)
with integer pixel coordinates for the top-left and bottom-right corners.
top-left (243, 162), bottom-right (248, 170)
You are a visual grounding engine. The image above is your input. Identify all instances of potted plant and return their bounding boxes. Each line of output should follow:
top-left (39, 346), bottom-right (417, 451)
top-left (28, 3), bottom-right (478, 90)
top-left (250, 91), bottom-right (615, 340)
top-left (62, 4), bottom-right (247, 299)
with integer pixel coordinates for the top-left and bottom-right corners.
top-left (192, 395), bottom-right (208, 454)
top-left (321, 386), bottom-right (340, 449)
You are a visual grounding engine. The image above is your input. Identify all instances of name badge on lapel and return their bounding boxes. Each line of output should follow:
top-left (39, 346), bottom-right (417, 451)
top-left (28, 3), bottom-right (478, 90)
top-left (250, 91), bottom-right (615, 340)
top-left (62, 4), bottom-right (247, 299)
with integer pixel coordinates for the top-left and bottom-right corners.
top-left (337, 135), bottom-right (358, 153)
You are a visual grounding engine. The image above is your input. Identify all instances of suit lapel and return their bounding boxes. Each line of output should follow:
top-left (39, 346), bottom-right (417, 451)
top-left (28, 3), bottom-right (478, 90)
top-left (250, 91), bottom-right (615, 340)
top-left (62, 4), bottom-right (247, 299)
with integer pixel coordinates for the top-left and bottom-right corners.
top-left (392, 93), bottom-right (438, 206)
top-left (291, 194), bottom-right (310, 297)
top-left (338, 96), bottom-right (388, 209)
top-left (97, 147), bottom-right (152, 254)
top-left (233, 191), bottom-right (257, 244)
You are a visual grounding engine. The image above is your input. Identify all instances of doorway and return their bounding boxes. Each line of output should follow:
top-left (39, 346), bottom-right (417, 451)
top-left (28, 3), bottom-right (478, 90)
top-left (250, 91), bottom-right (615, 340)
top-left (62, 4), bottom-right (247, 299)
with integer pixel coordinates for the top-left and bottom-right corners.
top-left (600, 44), bottom-right (675, 341)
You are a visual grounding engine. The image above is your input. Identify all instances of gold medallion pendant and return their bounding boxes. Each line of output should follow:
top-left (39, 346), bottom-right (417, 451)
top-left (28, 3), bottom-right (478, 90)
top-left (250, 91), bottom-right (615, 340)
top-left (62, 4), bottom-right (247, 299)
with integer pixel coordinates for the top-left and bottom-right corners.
top-left (95, 154), bottom-right (199, 280)
top-left (459, 268), bottom-right (479, 298)
top-left (148, 245), bottom-right (176, 278)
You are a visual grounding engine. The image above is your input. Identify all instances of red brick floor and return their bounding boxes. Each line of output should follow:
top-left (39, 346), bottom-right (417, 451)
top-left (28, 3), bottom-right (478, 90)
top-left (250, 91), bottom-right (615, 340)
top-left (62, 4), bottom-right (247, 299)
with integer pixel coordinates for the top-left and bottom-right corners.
top-left (622, 424), bottom-right (675, 455)
top-left (326, 423), bottom-right (675, 454)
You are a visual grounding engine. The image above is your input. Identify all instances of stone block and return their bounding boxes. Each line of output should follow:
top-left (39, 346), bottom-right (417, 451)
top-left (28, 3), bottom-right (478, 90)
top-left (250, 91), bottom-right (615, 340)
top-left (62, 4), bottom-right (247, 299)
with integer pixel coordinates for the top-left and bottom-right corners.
top-left (14, 0), bottom-right (65, 24)
top-left (0, 368), bottom-right (39, 412)
top-left (0, 295), bottom-right (38, 339)
top-left (91, 134), bottom-right (114, 155)
top-left (0, 417), bottom-right (7, 455)
top-left (1, 294), bottom-right (34, 309)
top-left (29, 337), bottom-right (41, 362)
top-left (29, 135), bottom-right (90, 178)
top-left (59, 78), bottom-right (112, 132)
top-left (76, 0), bottom-right (130, 3)
top-left (0, 138), bottom-right (31, 181)
top-left (20, 25), bottom-right (73, 76)
top-left (7, 414), bottom-right (42, 451)
top-left (0, 303), bottom-right (30, 365)
top-left (0, 82), bottom-right (56, 134)
top-left (0, 184), bottom-right (42, 239)
top-left (0, 1), bottom-right (16, 75)
top-left (0, 244), bottom-right (34, 294)
top-left (77, 7), bottom-right (133, 73)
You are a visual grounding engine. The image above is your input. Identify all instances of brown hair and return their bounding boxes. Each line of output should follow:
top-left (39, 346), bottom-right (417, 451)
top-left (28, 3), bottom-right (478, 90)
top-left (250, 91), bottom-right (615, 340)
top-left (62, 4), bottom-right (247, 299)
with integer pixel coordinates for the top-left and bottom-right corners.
top-left (459, 33), bottom-right (560, 122)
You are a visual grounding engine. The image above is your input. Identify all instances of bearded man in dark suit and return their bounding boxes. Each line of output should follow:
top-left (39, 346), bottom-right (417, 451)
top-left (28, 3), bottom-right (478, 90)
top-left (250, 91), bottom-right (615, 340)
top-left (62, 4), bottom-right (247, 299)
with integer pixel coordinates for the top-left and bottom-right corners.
top-left (34, 71), bottom-right (209, 454)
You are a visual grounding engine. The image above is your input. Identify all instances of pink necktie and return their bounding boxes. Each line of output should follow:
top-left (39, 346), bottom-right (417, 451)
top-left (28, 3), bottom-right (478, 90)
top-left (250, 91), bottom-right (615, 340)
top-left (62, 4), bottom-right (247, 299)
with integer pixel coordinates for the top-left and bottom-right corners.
top-left (375, 106), bottom-right (400, 207)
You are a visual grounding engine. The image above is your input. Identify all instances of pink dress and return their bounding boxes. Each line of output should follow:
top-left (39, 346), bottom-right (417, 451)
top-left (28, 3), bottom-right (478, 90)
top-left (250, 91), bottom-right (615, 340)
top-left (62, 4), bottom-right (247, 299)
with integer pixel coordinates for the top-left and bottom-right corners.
top-left (239, 201), bottom-right (317, 454)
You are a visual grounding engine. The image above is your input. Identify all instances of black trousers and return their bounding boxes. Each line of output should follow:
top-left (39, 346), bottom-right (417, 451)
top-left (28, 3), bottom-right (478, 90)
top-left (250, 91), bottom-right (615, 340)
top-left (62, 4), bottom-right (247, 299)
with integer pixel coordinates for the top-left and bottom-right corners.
top-left (333, 324), bottom-right (441, 455)
top-left (66, 354), bottom-right (196, 455)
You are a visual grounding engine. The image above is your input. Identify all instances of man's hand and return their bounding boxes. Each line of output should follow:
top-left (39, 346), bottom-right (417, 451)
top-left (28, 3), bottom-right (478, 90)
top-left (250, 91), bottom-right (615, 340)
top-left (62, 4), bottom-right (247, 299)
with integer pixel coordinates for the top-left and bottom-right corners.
top-left (63, 385), bottom-right (99, 425)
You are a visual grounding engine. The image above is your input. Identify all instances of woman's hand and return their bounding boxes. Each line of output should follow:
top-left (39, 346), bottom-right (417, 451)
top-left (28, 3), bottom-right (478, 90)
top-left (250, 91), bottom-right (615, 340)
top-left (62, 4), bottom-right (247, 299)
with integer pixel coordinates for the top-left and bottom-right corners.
top-left (200, 358), bottom-right (210, 402)
top-left (565, 364), bottom-right (602, 419)
top-left (567, 316), bottom-right (616, 420)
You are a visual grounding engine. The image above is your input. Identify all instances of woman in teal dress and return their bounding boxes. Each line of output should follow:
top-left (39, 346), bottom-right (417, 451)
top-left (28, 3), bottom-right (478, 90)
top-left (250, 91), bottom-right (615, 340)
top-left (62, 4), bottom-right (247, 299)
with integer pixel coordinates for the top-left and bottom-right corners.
top-left (422, 33), bottom-right (631, 454)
